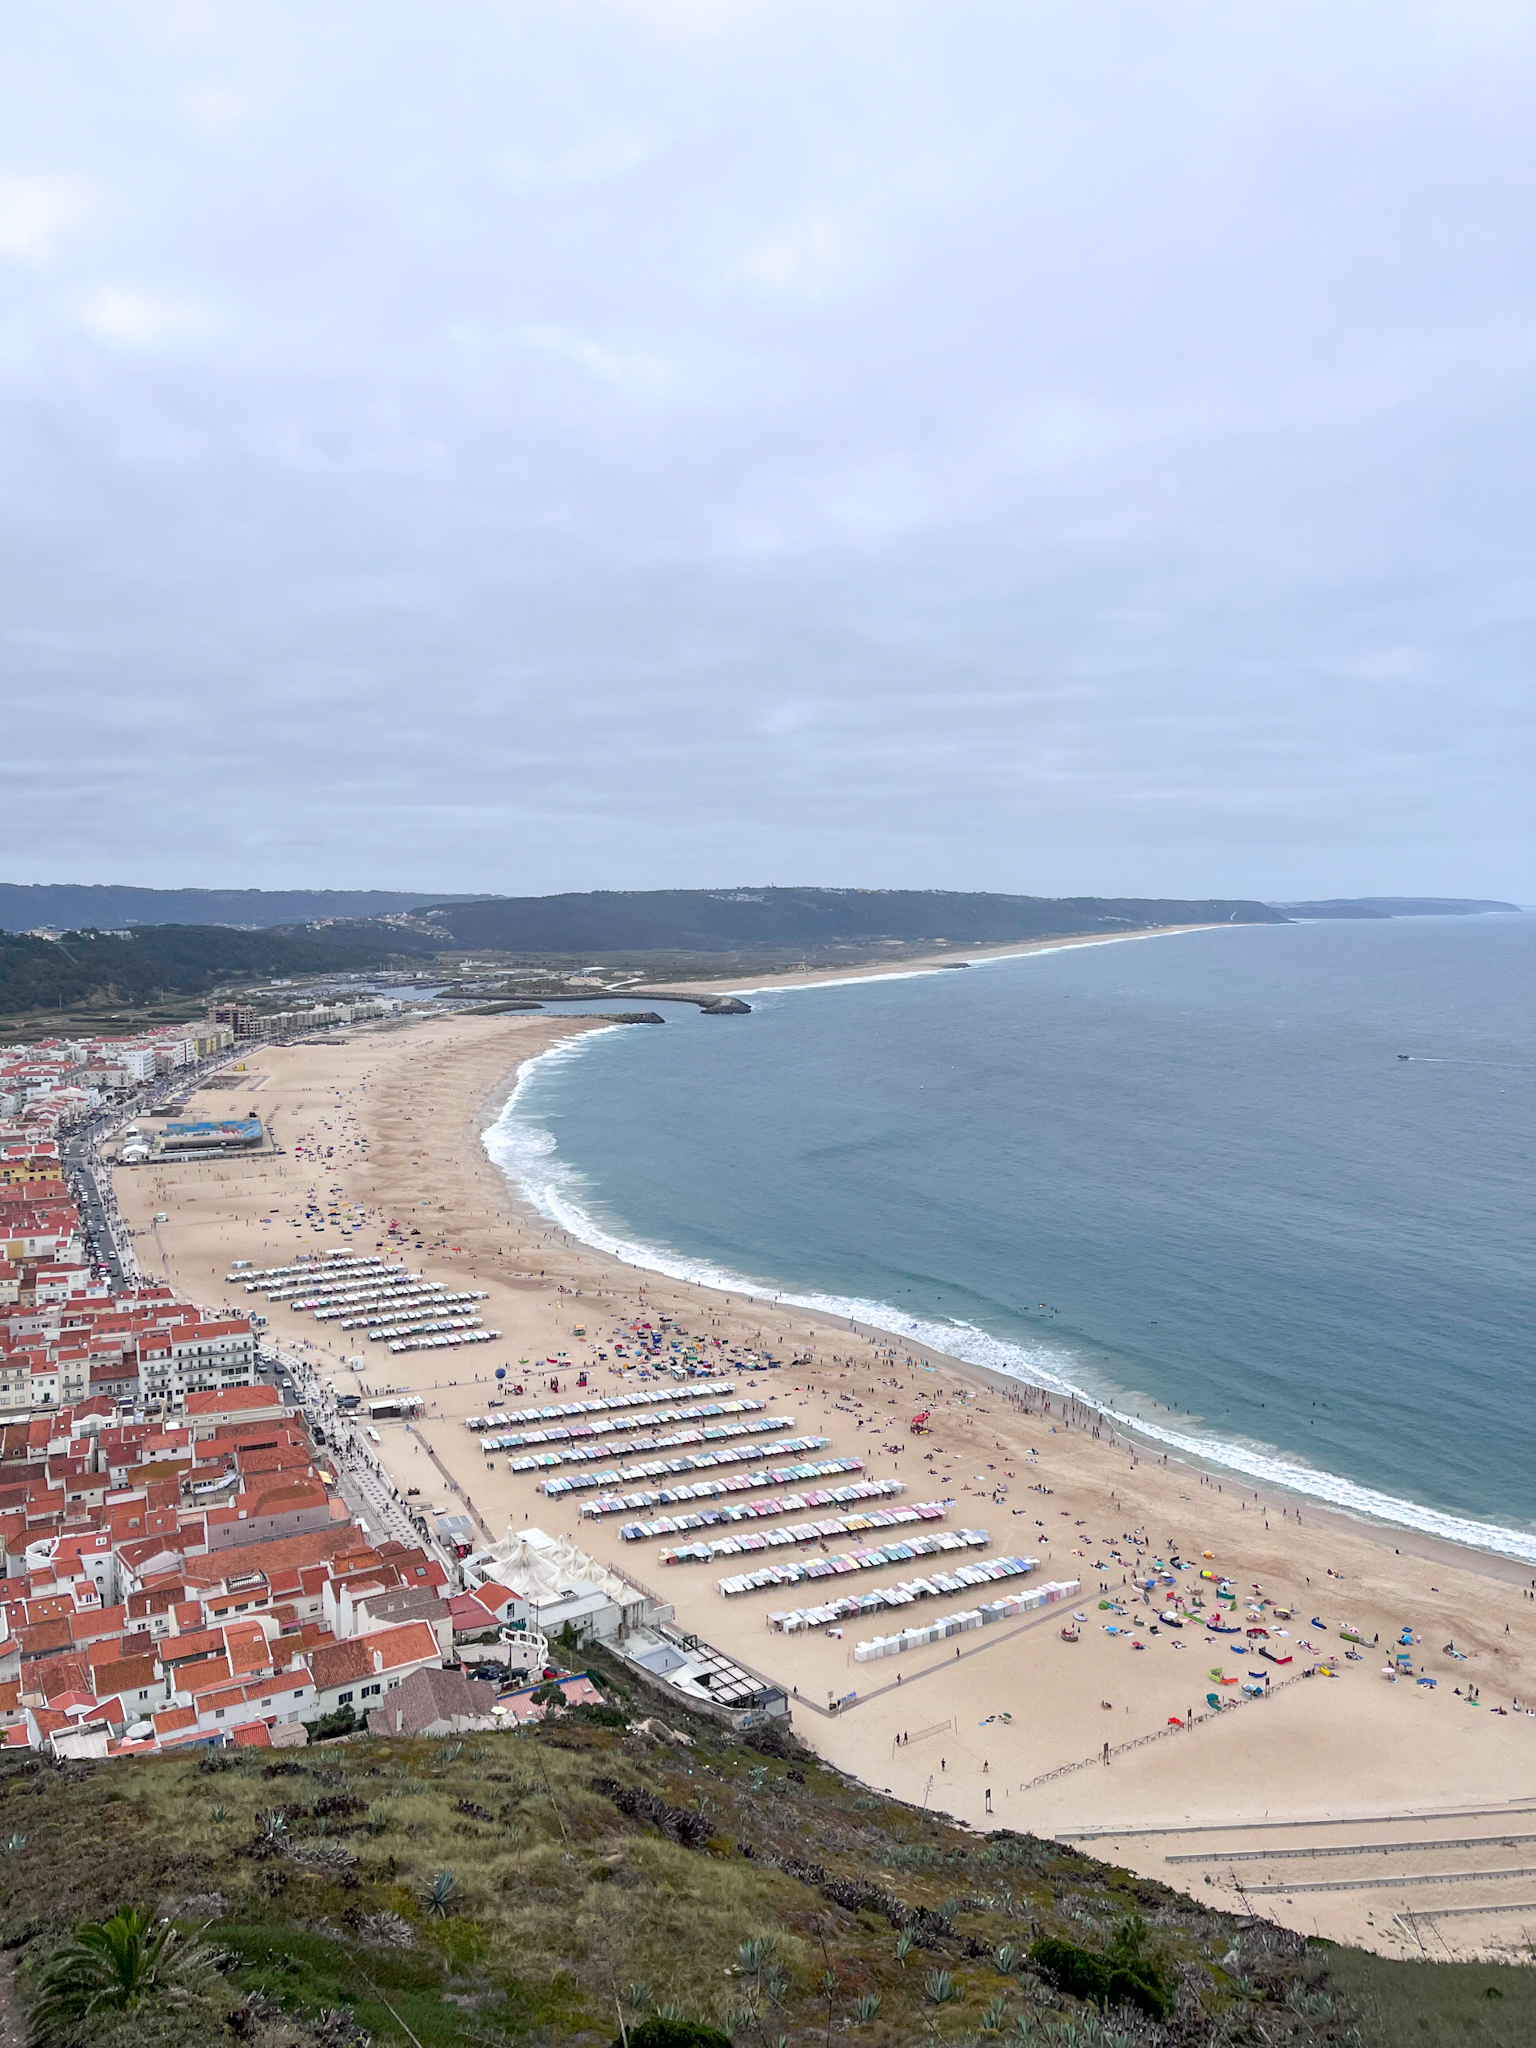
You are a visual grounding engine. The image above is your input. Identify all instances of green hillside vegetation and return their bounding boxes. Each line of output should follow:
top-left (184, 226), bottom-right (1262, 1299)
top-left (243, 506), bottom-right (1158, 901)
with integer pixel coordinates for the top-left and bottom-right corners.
top-left (0, 926), bottom-right (431, 1020)
top-left (0, 1681), bottom-right (1527, 2048)
top-left (396, 889), bottom-right (1288, 956)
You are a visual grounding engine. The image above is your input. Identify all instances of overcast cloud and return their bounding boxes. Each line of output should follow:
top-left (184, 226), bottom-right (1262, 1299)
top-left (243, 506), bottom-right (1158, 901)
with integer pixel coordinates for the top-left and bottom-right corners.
top-left (2, 1), bottom-right (1533, 899)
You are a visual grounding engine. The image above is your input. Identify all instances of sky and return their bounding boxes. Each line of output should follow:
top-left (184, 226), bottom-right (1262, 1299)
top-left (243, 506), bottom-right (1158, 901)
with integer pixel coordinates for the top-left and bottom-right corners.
top-left (2, 1), bottom-right (1533, 902)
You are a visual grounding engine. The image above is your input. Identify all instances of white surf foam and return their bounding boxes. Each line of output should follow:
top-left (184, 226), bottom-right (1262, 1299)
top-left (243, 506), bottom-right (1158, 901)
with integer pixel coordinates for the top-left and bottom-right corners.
top-left (485, 1013), bottom-right (1536, 1566)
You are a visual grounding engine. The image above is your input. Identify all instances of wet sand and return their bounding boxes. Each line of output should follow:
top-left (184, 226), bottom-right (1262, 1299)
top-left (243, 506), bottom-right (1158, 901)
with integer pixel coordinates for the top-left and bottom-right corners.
top-left (113, 1007), bottom-right (1536, 1958)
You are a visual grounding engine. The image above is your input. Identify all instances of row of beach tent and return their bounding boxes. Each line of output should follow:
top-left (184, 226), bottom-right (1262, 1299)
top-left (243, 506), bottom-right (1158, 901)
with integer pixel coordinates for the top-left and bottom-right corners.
top-left (508, 1413), bottom-right (793, 1475)
top-left (478, 1395), bottom-right (762, 1453)
top-left (318, 1288), bottom-right (483, 1322)
top-left (721, 1528), bottom-right (993, 1598)
top-left (766, 1552), bottom-right (1049, 1631)
top-left (387, 1328), bottom-right (500, 1353)
top-left (617, 1475), bottom-right (903, 1542)
top-left (338, 1291), bottom-right (484, 1327)
top-left (465, 1380), bottom-right (739, 1433)
top-left (368, 1315), bottom-right (482, 1342)
top-left (273, 1278), bottom-right (436, 1308)
top-left (541, 1433), bottom-right (831, 1497)
top-left (578, 1455), bottom-right (865, 1519)
top-left (852, 1579), bottom-right (1079, 1660)
top-left (659, 1500), bottom-right (947, 1565)
top-left (250, 1261), bottom-right (402, 1295)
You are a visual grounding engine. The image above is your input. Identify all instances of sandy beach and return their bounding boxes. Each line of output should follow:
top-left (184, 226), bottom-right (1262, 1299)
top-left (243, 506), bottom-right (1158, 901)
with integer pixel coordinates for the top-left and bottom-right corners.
top-left (634, 924), bottom-right (1230, 995)
top-left (113, 1001), bottom-right (1536, 1960)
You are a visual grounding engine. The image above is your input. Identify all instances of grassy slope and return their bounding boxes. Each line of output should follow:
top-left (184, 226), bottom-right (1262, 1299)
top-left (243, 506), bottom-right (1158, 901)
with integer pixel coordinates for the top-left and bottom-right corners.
top-left (0, 1670), bottom-right (1529, 2048)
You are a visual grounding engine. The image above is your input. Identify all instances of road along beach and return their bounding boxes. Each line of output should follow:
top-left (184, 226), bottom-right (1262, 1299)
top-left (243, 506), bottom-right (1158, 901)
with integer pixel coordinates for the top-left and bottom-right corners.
top-left (112, 1003), bottom-right (1536, 1960)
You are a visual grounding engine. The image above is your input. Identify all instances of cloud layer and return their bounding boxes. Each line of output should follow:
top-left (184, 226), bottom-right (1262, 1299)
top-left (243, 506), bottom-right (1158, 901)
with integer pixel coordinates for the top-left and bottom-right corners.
top-left (2, 1), bottom-right (1532, 897)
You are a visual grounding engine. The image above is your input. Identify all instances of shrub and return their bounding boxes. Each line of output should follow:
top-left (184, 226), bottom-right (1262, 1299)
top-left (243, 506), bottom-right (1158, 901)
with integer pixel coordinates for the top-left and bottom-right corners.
top-left (615, 2020), bottom-right (733, 2048)
top-left (1028, 1931), bottom-right (1174, 2021)
top-left (305, 1705), bottom-right (358, 1744)
top-left (566, 1701), bottom-right (628, 1730)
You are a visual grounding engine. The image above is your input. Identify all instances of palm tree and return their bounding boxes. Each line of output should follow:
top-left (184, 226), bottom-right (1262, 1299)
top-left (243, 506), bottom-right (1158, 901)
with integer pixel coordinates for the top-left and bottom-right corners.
top-left (28, 1908), bottom-right (214, 2044)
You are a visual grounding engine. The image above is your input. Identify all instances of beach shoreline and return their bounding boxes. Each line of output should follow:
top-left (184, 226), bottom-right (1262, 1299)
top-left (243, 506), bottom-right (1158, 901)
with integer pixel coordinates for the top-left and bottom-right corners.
top-left (111, 1007), bottom-right (1536, 1958)
top-left (632, 921), bottom-right (1229, 998)
top-left (496, 985), bottom-right (1536, 1577)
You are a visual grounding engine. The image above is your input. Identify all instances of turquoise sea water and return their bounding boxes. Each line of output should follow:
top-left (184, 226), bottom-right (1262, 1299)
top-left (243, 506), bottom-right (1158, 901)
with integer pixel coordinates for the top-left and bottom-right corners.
top-left (485, 915), bottom-right (1536, 1559)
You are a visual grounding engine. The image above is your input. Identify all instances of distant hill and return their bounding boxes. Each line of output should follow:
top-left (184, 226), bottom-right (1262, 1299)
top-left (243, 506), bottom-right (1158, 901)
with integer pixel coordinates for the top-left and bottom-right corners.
top-left (0, 889), bottom-right (1290, 1020)
top-left (0, 924), bottom-right (433, 1019)
top-left (0, 884), bottom-right (487, 933)
top-left (390, 887), bottom-right (1287, 954)
top-left (1269, 897), bottom-right (1521, 919)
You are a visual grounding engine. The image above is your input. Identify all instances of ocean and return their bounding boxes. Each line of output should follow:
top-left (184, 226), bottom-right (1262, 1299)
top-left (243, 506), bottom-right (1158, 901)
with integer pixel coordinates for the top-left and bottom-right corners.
top-left (484, 914), bottom-right (1536, 1560)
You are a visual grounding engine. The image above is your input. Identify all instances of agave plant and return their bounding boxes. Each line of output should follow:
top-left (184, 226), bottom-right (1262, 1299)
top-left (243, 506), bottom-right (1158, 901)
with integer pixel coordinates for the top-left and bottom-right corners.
top-left (358, 1909), bottom-right (415, 1948)
top-left (422, 1869), bottom-right (457, 1919)
top-left (27, 1908), bottom-right (214, 2043)
top-left (624, 1983), bottom-right (655, 2014)
top-left (923, 1969), bottom-right (963, 2006)
top-left (257, 1808), bottom-right (289, 1845)
top-left (3, 1832), bottom-right (26, 1854)
top-left (980, 1995), bottom-right (1010, 2033)
top-left (994, 1944), bottom-right (1021, 1975)
top-left (1059, 2022), bottom-right (1134, 2048)
top-left (735, 1936), bottom-right (779, 1976)
top-left (895, 1929), bottom-right (915, 1963)
top-left (1285, 1983), bottom-right (1335, 2018)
